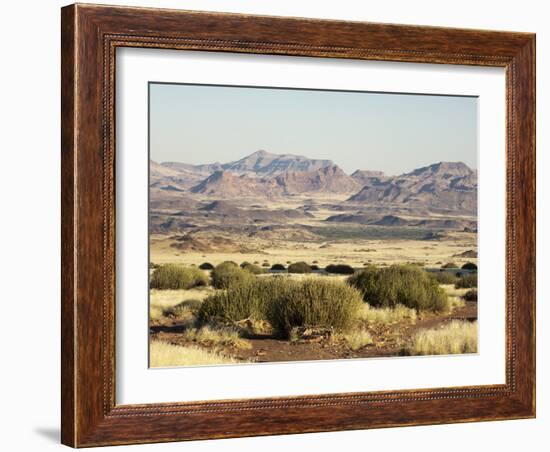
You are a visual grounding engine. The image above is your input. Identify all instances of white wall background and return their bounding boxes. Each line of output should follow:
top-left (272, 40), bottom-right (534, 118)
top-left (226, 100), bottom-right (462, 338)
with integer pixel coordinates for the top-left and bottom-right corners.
top-left (0, 1), bottom-right (545, 451)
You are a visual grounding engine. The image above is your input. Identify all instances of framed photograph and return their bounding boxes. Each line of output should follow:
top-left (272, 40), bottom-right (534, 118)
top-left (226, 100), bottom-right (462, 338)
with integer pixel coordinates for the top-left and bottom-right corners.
top-left (61, 3), bottom-right (535, 447)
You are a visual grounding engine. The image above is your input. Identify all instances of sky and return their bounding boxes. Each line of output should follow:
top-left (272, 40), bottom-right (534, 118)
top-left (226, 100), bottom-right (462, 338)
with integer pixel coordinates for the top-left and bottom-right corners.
top-left (149, 82), bottom-right (477, 176)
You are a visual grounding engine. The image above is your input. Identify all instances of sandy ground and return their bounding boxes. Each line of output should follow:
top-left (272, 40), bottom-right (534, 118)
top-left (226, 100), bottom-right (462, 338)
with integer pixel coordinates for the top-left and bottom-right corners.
top-left (150, 231), bottom-right (477, 269)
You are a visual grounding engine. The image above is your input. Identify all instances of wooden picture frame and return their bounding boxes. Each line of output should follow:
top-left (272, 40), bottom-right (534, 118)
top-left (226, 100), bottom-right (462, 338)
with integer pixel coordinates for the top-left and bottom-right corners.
top-left (61, 3), bottom-right (535, 447)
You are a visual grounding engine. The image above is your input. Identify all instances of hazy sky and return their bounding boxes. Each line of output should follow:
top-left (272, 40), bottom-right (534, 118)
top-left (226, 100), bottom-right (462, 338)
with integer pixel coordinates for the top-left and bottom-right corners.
top-left (149, 82), bottom-right (477, 175)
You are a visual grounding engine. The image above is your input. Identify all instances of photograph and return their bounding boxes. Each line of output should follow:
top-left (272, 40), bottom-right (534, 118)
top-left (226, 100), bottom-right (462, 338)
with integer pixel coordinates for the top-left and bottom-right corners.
top-left (148, 82), bottom-right (479, 367)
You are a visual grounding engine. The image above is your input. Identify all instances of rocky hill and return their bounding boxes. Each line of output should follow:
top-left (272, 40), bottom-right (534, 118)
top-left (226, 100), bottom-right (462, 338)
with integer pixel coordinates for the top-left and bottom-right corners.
top-left (151, 152), bottom-right (477, 214)
top-left (222, 150), bottom-right (333, 175)
top-left (189, 164), bottom-right (359, 197)
top-left (347, 161), bottom-right (477, 214)
top-left (351, 169), bottom-right (386, 187)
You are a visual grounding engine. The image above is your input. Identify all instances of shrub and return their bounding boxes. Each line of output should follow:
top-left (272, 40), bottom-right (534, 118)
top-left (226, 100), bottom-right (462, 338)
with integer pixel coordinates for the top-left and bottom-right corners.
top-left (220, 260), bottom-right (238, 267)
top-left (150, 265), bottom-right (208, 290)
top-left (428, 271), bottom-right (457, 285)
top-left (198, 278), bottom-right (289, 323)
top-left (271, 263), bottom-right (286, 271)
top-left (461, 262), bottom-right (478, 270)
top-left (441, 262), bottom-right (458, 269)
top-left (463, 289), bottom-right (478, 301)
top-left (261, 262), bottom-right (270, 268)
top-left (287, 261), bottom-right (312, 274)
top-left (211, 263), bottom-right (254, 290)
top-left (149, 262), bottom-right (160, 269)
top-left (199, 262), bottom-right (214, 270)
top-left (240, 262), bottom-right (265, 274)
top-left (325, 264), bottom-right (355, 275)
top-left (407, 321), bottom-right (477, 355)
top-left (163, 299), bottom-right (203, 319)
top-left (267, 279), bottom-right (363, 337)
top-left (455, 273), bottom-right (478, 289)
top-left (310, 265), bottom-right (320, 271)
top-left (348, 265), bottom-right (449, 312)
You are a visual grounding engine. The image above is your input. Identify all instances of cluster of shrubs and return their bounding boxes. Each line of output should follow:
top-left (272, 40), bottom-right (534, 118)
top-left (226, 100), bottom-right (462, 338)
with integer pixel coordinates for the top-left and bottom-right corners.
top-left (463, 289), bottom-right (478, 301)
top-left (240, 261), bottom-right (266, 274)
top-left (455, 273), bottom-right (477, 289)
top-left (287, 261), bottom-right (312, 274)
top-left (348, 265), bottom-right (450, 312)
top-left (441, 261), bottom-right (477, 271)
top-left (150, 264), bottom-right (208, 290)
top-left (325, 264), bottom-right (355, 275)
top-left (211, 262), bottom-right (254, 289)
top-left (198, 278), bottom-right (363, 337)
top-left (429, 270), bottom-right (458, 285)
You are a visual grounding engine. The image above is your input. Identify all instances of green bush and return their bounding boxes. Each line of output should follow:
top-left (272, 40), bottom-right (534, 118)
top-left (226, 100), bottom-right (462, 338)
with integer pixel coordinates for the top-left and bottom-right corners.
top-left (310, 264), bottom-right (320, 271)
top-left (348, 265), bottom-right (449, 312)
top-left (428, 271), bottom-right (458, 285)
top-left (325, 264), bottom-right (355, 275)
top-left (149, 264), bottom-right (208, 290)
top-left (271, 263), bottom-right (286, 271)
top-left (199, 262), bottom-right (214, 270)
top-left (198, 278), bottom-right (290, 323)
top-left (211, 262), bottom-right (254, 289)
top-left (461, 262), bottom-right (478, 270)
top-left (441, 262), bottom-right (458, 269)
top-left (267, 279), bottom-right (363, 337)
top-left (164, 299), bottom-right (203, 318)
top-left (240, 262), bottom-right (266, 274)
top-left (288, 262), bottom-right (312, 274)
top-left (463, 289), bottom-right (478, 301)
top-left (455, 273), bottom-right (478, 289)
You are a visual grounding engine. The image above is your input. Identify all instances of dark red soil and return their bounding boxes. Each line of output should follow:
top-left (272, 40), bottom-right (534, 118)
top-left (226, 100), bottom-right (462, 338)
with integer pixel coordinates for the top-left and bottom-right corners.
top-left (150, 301), bottom-right (477, 363)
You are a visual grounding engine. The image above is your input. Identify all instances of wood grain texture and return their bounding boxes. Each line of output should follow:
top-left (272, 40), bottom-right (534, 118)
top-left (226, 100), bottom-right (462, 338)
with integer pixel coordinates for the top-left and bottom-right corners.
top-left (61, 3), bottom-right (536, 447)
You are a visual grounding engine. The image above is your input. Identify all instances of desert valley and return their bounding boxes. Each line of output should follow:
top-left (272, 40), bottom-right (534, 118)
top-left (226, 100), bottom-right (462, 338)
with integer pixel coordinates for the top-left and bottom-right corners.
top-left (149, 150), bottom-right (478, 366)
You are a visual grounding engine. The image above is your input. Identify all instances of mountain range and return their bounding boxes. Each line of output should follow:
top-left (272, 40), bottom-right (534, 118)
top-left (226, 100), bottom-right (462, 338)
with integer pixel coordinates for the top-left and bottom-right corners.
top-left (151, 150), bottom-right (477, 214)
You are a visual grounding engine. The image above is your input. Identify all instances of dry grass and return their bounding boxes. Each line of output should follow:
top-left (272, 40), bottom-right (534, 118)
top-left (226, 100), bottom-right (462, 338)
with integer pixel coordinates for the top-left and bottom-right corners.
top-left (441, 285), bottom-right (469, 298)
top-left (149, 305), bottom-right (164, 321)
top-left (441, 285), bottom-right (468, 311)
top-left (181, 324), bottom-right (252, 350)
top-left (337, 329), bottom-right (374, 350)
top-left (407, 321), bottom-right (477, 355)
top-left (150, 288), bottom-right (213, 309)
top-left (149, 288), bottom-right (212, 321)
top-left (358, 304), bottom-right (417, 324)
top-left (150, 341), bottom-right (243, 367)
top-left (449, 296), bottom-right (466, 310)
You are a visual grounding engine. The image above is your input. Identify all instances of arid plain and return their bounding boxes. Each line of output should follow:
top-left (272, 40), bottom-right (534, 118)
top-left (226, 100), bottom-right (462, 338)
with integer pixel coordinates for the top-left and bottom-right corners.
top-left (149, 150), bottom-right (478, 367)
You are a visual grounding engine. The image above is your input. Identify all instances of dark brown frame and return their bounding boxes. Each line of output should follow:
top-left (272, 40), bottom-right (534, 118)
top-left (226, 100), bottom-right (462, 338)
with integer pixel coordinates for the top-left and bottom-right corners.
top-left (61, 3), bottom-right (536, 447)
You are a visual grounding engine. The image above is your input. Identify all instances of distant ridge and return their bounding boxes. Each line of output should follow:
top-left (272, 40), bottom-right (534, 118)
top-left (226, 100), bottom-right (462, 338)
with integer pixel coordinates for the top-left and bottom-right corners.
top-left (348, 161), bottom-right (477, 214)
top-left (151, 152), bottom-right (477, 214)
